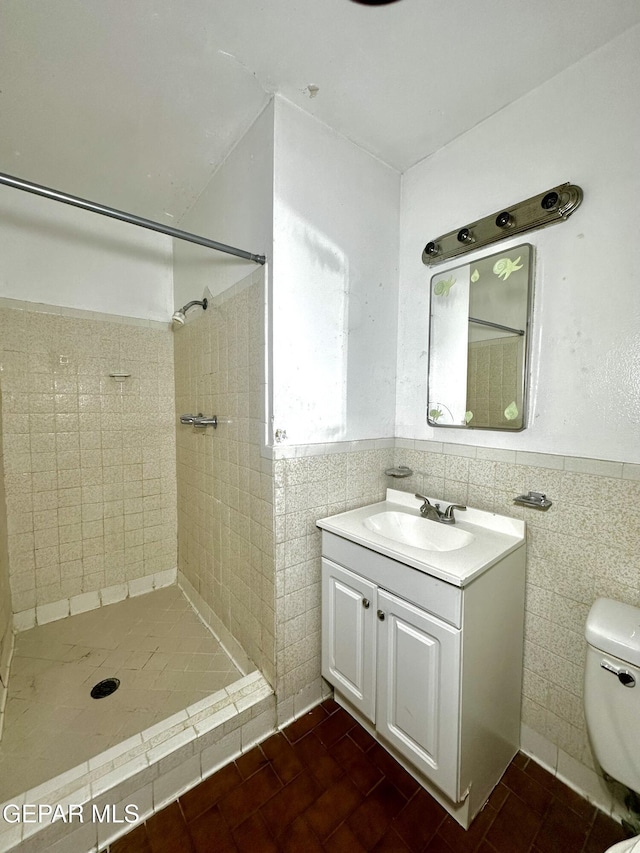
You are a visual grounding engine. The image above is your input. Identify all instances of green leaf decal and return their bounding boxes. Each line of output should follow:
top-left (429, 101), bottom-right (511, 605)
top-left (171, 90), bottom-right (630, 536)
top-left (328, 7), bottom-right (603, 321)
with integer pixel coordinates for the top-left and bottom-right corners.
top-left (493, 256), bottom-right (523, 281)
top-left (504, 401), bottom-right (519, 420)
top-left (464, 411), bottom-right (474, 423)
top-left (470, 269), bottom-right (479, 283)
top-left (429, 408), bottom-right (443, 421)
top-left (433, 276), bottom-right (456, 296)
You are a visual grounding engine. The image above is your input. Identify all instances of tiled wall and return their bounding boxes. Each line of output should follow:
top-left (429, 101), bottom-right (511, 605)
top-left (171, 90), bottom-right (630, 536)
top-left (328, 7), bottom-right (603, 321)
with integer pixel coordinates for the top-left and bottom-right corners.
top-left (273, 441), bottom-right (394, 717)
top-left (173, 268), bottom-right (275, 687)
top-left (0, 301), bottom-right (177, 616)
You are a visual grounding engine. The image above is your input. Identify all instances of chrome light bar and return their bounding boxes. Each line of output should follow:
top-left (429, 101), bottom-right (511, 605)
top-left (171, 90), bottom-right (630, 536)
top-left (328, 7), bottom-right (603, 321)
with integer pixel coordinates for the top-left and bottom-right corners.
top-left (422, 182), bottom-right (583, 266)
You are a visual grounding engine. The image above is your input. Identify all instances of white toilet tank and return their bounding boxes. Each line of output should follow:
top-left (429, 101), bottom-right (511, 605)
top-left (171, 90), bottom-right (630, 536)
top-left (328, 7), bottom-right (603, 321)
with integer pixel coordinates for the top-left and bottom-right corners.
top-left (585, 598), bottom-right (640, 794)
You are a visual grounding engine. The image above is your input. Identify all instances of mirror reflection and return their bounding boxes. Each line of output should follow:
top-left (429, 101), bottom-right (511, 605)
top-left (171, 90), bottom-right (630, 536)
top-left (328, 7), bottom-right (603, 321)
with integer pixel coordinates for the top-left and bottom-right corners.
top-left (427, 243), bottom-right (533, 431)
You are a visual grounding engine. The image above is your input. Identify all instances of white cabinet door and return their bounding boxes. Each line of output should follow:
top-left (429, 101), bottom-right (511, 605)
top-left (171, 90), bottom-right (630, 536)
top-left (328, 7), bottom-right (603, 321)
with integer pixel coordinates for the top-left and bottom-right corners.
top-left (376, 588), bottom-right (462, 801)
top-left (322, 559), bottom-right (377, 722)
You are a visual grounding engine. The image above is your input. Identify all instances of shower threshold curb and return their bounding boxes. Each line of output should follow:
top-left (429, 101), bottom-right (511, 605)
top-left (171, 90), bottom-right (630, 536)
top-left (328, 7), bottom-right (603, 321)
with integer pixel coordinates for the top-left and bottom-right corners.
top-left (0, 671), bottom-right (275, 853)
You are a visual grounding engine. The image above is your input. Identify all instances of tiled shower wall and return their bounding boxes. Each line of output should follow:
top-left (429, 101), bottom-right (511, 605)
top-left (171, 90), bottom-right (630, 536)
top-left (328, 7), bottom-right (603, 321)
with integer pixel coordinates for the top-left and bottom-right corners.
top-left (0, 302), bottom-right (177, 617)
top-left (466, 336), bottom-right (524, 428)
top-left (173, 268), bottom-right (276, 687)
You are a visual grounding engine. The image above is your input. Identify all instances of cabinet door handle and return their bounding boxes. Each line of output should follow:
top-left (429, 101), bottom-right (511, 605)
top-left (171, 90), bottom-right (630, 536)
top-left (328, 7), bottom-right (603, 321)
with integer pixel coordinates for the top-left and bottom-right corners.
top-left (362, 599), bottom-right (370, 609)
top-left (377, 610), bottom-right (385, 621)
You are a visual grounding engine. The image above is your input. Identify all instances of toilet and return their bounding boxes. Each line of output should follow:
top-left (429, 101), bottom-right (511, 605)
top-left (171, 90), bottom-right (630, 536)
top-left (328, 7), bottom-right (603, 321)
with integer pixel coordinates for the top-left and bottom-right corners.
top-left (605, 840), bottom-right (640, 853)
top-left (585, 598), bottom-right (640, 852)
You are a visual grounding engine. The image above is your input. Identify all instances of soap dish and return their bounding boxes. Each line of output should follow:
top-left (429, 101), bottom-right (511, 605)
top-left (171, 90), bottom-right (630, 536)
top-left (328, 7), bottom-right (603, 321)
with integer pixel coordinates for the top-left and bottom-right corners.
top-left (514, 491), bottom-right (552, 510)
top-left (385, 465), bottom-right (413, 479)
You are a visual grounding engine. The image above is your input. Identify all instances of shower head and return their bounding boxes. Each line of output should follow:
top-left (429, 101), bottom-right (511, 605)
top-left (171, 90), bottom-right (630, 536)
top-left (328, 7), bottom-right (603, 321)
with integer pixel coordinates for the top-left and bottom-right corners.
top-left (171, 298), bottom-right (208, 327)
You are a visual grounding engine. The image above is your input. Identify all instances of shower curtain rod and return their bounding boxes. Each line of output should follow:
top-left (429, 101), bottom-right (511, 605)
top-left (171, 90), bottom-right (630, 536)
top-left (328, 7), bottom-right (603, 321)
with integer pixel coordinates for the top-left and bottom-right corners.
top-left (0, 171), bottom-right (267, 265)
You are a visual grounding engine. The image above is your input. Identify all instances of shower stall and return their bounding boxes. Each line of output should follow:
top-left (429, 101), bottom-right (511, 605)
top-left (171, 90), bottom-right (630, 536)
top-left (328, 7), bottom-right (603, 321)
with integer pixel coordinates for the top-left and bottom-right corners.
top-left (0, 176), bottom-right (275, 852)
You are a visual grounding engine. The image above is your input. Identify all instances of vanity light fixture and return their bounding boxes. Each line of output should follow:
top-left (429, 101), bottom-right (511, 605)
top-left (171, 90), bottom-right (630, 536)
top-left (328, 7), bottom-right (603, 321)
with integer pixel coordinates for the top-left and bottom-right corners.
top-left (422, 182), bottom-right (583, 266)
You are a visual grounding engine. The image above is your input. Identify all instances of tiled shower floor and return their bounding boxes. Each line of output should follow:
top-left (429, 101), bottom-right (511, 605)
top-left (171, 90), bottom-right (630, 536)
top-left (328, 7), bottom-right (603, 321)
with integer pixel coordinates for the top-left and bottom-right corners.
top-left (0, 586), bottom-right (242, 801)
top-left (109, 699), bottom-right (631, 853)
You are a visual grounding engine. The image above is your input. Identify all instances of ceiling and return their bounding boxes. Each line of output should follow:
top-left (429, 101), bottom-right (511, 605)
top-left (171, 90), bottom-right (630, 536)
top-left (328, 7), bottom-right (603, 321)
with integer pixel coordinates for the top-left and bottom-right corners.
top-left (1, 0), bottom-right (639, 224)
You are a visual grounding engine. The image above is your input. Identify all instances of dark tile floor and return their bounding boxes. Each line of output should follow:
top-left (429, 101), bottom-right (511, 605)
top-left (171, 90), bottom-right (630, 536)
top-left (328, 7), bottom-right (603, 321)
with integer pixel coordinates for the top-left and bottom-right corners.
top-left (109, 698), bottom-right (631, 853)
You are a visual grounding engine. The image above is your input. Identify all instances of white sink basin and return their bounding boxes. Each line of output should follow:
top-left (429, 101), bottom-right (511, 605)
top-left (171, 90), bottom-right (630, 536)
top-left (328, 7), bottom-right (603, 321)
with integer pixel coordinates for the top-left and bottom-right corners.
top-left (317, 489), bottom-right (526, 586)
top-left (363, 511), bottom-right (474, 552)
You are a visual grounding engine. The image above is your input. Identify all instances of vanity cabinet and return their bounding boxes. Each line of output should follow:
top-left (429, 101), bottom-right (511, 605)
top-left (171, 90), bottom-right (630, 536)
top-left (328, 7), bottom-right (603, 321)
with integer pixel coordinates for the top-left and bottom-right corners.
top-left (320, 527), bottom-right (526, 828)
top-left (323, 559), bottom-right (460, 800)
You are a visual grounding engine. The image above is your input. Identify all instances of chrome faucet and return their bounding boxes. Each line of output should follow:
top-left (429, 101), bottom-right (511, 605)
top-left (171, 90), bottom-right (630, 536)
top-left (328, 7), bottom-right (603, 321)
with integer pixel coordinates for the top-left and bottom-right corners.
top-left (414, 494), bottom-right (467, 524)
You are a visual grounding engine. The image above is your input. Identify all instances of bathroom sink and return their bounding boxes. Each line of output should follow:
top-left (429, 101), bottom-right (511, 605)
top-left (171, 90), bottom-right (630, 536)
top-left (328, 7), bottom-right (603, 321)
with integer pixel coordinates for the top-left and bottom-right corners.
top-left (363, 511), bottom-right (474, 552)
top-left (317, 489), bottom-right (526, 586)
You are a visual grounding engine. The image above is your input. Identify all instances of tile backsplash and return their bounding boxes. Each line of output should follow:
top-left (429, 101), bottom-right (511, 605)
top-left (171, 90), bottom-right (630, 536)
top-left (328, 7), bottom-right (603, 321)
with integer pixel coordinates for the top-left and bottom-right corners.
top-left (0, 301), bottom-right (177, 615)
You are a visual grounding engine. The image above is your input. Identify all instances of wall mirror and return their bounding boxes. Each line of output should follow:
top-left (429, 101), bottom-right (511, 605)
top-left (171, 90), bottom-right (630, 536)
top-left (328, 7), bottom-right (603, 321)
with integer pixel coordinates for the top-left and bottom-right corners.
top-left (427, 243), bottom-right (533, 430)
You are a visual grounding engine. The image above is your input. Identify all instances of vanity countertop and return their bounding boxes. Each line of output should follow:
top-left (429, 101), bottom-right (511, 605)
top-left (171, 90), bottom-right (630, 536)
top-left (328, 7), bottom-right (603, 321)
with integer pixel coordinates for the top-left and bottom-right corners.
top-left (317, 489), bottom-right (525, 587)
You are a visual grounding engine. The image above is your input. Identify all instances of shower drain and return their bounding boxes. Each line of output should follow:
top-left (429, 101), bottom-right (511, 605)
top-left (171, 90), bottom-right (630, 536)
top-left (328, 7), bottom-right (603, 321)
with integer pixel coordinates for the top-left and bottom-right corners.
top-left (90, 677), bottom-right (120, 699)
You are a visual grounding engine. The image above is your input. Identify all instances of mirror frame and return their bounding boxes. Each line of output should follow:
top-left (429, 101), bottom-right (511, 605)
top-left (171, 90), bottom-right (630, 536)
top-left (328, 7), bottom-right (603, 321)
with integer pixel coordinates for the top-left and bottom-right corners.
top-left (426, 243), bottom-right (535, 432)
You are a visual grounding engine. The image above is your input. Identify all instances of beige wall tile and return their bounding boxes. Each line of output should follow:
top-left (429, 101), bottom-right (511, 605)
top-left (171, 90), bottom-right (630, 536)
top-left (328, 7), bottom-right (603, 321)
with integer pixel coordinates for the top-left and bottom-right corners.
top-left (0, 305), bottom-right (177, 613)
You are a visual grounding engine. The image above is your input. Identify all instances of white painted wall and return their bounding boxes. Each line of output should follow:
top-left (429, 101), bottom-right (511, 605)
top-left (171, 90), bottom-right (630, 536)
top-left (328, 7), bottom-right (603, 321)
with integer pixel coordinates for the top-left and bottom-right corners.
top-left (0, 186), bottom-right (173, 320)
top-left (173, 97), bottom-right (400, 446)
top-left (272, 98), bottom-right (400, 444)
top-left (397, 24), bottom-right (640, 464)
top-left (172, 101), bottom-right (274, 309)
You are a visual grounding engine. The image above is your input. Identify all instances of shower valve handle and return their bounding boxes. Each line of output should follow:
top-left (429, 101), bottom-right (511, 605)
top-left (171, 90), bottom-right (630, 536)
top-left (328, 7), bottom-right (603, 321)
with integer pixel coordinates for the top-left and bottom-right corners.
top-left (193, 415), bottom-right (217, 428)
top-left (180, 413), bottom-right (217, 428)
